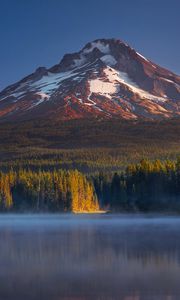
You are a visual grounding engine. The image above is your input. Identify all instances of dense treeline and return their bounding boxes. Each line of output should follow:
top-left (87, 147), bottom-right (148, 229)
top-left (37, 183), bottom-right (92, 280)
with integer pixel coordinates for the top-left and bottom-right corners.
top-left (1, 158), bottom-right (180, 212)
top-left (94, 158), bottom-right (180, 212)
top-left (0, 170), bottom-right (99, 212)
top-left (1, 118), bottom-right (180, 173)
top-left (0, 145), bottom-right (179, 174)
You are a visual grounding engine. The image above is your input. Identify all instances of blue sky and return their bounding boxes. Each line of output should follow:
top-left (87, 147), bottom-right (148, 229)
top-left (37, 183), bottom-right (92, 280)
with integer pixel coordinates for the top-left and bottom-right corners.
top-left (0, 0), bottom-right (179, 90)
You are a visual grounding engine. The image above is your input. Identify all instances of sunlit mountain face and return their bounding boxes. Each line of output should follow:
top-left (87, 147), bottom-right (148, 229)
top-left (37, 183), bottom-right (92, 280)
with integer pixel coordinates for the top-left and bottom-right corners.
top-left (0, 38), bottom-right (179, 122)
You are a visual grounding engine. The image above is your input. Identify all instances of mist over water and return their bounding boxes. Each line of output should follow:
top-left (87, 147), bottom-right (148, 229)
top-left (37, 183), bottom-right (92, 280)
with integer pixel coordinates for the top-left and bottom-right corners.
top-left (0, 214), bottom-right (180, 300)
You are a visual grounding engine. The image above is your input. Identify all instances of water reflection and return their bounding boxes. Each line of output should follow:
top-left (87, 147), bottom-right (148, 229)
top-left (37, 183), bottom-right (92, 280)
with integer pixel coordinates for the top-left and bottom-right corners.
top-left (0, 214), bottom-right (180, 300)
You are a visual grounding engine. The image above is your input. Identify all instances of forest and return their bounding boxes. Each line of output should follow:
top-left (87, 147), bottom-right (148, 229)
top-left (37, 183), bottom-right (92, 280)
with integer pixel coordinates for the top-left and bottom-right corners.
top-left (94, 158), bottom-right (180, 212)
top-left (1, 118), bottom-right (180, 212)
top-left (1, 158), bottom-right (180, 212)
top-left (1, 118), bottom-right (180, 173)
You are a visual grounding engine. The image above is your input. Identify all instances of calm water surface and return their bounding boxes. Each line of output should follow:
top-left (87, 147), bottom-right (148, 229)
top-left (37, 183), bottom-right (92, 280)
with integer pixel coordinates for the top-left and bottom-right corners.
top-left (0, 214), bottom-right (180, 300)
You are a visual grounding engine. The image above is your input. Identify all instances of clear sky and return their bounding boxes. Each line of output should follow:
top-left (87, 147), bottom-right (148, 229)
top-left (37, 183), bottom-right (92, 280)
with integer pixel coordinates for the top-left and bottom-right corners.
top-left (0, 0), bottom-right (179, 91)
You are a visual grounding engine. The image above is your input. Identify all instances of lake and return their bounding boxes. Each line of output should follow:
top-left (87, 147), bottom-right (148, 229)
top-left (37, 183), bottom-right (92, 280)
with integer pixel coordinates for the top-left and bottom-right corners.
top-left (0, 214), bottom-right (180, 300)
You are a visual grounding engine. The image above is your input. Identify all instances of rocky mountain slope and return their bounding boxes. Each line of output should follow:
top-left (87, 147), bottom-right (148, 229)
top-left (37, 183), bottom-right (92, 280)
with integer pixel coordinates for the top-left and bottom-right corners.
top-left (0, 38), bottom-right (179, 121)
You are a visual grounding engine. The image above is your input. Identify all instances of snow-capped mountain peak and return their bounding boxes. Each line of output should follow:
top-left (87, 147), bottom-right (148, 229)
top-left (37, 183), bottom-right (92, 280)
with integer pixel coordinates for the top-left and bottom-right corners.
top-left (0, 38), bottom-right (179, 121)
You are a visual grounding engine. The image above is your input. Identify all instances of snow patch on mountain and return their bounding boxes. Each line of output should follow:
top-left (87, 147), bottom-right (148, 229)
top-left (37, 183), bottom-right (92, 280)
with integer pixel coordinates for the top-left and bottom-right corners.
top-left (100, 55), bottom-right (117, 66)
top-left (0, 90), bottom-right (27, 102)
top-left (36, 92), bottom-right (49, 100)
top-left (137, 52), bottom-right (149, 62)
top-left (29, 93), bottom-right (49, 109)
top-left (31, 70), bottom-right (79, 94)
top-left (0, 69), bottom-right (82, 107)
top-left (89, 77), bottom-right (118, 97)
top-left (88, 67), bottom-right (168, 104)
top-left (104, 68), bottom-right (139, 88)
top-left (160, 77), bottom-right (180, 88)
top-left (83, 41), bottom-right (110, 54)
top-left (104, 67), bottom-right (167, 102)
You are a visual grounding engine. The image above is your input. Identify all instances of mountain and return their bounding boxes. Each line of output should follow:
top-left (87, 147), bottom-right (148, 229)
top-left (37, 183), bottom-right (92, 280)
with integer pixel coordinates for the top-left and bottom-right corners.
top-left (0, 38), bottom-right (179, 121)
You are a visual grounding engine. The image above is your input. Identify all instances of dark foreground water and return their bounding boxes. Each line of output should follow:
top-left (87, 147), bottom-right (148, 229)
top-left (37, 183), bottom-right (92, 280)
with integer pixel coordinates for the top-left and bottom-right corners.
top-left (0, 214), bottom-right (180, 300)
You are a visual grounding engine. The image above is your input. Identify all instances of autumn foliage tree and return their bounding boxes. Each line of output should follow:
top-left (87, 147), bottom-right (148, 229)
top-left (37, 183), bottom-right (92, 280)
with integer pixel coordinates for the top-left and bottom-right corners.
top-left (0, 169), bottom-right (99, 212)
